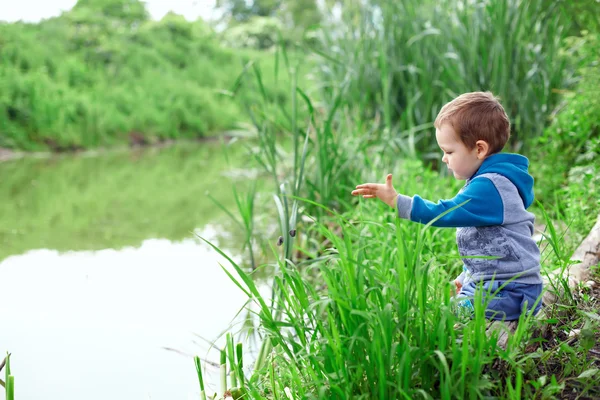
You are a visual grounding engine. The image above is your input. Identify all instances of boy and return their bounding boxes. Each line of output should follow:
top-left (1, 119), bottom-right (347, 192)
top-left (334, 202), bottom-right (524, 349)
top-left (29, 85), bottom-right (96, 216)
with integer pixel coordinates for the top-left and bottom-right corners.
top-left (351, 92), bottom-right (543, 321)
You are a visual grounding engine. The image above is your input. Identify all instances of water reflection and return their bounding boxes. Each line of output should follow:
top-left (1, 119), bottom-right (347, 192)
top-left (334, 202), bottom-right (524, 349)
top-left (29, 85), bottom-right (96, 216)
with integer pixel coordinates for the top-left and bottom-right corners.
top-left (0, 142), bottom-right (258, 262)
top-left (0, 225), bottom-right (254, 400)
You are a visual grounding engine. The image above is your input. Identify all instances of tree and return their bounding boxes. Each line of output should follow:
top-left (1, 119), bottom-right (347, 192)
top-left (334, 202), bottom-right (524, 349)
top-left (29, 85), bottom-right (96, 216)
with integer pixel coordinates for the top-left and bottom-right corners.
top-left (216, 0), bottom-right (320, 31)
top-left (216, 0), bottom-right (282, 23)
top-left (73, 0), bottom-right (149, 26)
top-left (281, 0), bottom-right (321, 30)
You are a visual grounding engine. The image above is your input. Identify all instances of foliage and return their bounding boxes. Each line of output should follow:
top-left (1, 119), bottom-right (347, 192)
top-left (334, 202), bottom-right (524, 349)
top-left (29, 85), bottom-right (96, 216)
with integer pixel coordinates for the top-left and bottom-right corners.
top-left (221, 16), bottom-right (284, 49)
top-left (550, 0), bottom-right (600, 35)
top-left (216, 0), bottom-right (321, 35)
top-left (194, 6), bottom-right (600, 396)
top-left (208, 173), bottom-right (600, 399)
top-left (0, 0), bottom-right (294, 151)
top-left (0, 0), bottom-right (597, 397)
top-left (217, 0), bottom-right (282, 22)
top-left (311, 0), bottom-right (575, 157)
top-left (533, 32), bottom-right (600, 235)
top-left (199, 109), bottom-right (600, 399)
top-left (73, 0), bottom-right (149, 25)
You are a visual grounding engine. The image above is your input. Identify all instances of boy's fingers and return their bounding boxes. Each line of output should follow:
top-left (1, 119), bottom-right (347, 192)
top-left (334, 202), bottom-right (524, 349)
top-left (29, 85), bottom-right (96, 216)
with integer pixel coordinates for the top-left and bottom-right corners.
top-left (355, 183), bottom-right (380, 189)
top-left (352, 188), bottom-right (377, 198)
top-left (385, 174), bottom-right (393, 186)
top-left (352, 188), bottom-right (373, 195)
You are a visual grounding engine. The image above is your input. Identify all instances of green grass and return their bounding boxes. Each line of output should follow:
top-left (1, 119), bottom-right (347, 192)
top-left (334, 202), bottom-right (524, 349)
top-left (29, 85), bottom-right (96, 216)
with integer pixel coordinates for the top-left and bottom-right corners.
top-left (532, 32), bottom-right (600, 236)
top-left (192, 18), bottom-right (600, 398)
top-left (201, 163), bottom-right (599, 399)
top-left (312, 0), bottom-right (575, 156)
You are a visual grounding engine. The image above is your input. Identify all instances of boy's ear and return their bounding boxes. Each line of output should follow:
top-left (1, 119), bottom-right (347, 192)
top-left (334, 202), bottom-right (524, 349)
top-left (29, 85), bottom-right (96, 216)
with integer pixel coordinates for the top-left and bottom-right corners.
top-left (475, 140), bottom-right (490, 159)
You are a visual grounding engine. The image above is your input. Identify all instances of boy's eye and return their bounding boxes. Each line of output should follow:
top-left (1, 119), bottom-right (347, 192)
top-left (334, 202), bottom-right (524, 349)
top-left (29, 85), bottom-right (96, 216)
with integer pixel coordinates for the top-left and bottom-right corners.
top-left (445, 152), bottom-right (453, 155)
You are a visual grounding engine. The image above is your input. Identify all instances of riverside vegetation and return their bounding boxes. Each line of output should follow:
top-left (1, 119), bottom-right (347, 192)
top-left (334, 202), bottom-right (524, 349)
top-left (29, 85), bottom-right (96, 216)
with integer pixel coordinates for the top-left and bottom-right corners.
top-left (1, 0), bottom-right (599, 399)
top-left (193, 2), bottom-right (600, 399)
top-left (0, 0), bottom-right (306, 151)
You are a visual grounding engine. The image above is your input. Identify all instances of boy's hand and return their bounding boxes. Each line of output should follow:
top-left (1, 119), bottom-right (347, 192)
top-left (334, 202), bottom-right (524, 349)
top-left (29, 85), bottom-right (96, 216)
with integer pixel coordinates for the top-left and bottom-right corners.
top-left (454, 280), bottom-right (462, 295)
top-left (351, 174), bottom-right (398, 208)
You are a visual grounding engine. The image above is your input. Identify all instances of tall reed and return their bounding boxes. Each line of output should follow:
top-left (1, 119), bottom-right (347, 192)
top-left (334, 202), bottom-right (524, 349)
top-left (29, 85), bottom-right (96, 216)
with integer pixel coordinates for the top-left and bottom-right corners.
top-left (313, 0), bottom-right (573, 155)
top-left (216, 198), bottom-right (545, 398)
top-left (205, 164), bottom-right (600, 399)
top-left (227, 37), bottom-right (368, 260)
top-left (1, 353), bottom-right (14, 400)
top-left (195, 3), bottom-right (598, 397)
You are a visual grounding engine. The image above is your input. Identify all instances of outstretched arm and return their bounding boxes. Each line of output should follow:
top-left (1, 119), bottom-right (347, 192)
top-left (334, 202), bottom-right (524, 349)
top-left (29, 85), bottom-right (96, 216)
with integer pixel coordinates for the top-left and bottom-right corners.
top-left (398, 177), bottom-right (504, 227)
top-left (353, 175), bottom-right (505, 228)
top-left (351, 174), bottom-right (398, 208)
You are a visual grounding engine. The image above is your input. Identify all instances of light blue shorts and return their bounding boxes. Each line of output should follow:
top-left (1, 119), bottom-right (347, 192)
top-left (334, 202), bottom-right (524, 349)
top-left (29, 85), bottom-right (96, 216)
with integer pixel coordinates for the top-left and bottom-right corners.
top-left (456, 280), bottom-right (543, 321)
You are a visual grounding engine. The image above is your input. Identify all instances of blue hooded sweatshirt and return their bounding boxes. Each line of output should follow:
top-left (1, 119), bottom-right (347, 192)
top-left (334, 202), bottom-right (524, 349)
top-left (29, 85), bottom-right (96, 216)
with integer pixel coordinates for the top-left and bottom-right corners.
top-left (396, 153), bottom-right (542, 285)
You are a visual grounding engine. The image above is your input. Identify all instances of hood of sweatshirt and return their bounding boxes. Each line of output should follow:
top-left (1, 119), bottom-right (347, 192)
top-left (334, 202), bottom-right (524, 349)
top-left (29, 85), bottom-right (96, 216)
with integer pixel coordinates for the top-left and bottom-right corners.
top-left (471, 153), bottom-right (534, 208)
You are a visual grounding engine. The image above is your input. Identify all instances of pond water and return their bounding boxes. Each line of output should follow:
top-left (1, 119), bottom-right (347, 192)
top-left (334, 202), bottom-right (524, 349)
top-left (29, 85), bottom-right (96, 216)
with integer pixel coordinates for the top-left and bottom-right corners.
top-left (0, 142), bottom-right (268, 400)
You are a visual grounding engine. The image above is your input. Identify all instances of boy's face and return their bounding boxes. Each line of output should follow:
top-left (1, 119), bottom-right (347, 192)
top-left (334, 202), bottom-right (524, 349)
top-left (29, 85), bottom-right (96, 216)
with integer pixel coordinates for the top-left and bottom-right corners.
top-left (436, 124), bottom-right (486, 180)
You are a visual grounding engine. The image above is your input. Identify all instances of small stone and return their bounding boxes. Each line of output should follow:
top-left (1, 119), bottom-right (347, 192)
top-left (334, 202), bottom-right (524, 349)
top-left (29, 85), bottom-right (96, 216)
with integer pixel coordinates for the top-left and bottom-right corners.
top-left (585, 280), bottom-right (596, 288)
top-left (568, 329), bottom-right (581, 338)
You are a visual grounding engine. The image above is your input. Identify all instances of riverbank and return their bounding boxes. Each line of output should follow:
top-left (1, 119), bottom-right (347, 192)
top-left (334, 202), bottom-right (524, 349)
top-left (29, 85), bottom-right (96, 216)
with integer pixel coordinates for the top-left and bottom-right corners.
top-left (0, 135), bottom-right (235, 164)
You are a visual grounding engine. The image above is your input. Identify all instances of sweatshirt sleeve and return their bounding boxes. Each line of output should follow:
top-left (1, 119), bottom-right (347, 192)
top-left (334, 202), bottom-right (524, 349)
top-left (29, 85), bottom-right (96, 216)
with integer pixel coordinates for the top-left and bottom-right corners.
top-left (396, 177), bottom-right (504, 227)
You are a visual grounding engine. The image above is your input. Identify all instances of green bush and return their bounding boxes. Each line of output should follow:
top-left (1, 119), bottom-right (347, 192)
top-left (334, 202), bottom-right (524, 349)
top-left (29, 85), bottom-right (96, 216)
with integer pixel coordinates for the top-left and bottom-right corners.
top-left (533, 32), bottom-right (600, 232)
top-left (0, 1), bottom-right (293, 150)
top-left (221, 17), bottom-right (284, 49)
